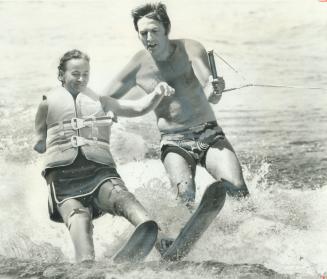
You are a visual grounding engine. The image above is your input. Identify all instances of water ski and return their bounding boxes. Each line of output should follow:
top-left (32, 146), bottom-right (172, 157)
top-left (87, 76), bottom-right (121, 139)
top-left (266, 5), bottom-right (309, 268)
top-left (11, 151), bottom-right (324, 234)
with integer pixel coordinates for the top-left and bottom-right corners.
top-left (113, 220), bottom-right (158, 263)
top-left (161, 180), bottom-right (226, 261)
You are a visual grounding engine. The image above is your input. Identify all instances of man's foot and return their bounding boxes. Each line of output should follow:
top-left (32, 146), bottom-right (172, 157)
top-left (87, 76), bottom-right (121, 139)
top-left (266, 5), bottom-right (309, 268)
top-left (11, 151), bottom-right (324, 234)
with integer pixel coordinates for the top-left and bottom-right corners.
top-left (155, 236), bottom-right (174, 256)
top-left (75, 258), bottom-right (95, 267)
top-left (185, 201), bottom-right (196, 213)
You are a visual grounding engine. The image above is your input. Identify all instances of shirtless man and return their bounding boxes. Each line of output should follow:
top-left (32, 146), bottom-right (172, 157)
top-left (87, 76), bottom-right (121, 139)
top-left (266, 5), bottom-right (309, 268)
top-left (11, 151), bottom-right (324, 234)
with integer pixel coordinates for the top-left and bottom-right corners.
top-left (104, 2), bottom-right (249, 252)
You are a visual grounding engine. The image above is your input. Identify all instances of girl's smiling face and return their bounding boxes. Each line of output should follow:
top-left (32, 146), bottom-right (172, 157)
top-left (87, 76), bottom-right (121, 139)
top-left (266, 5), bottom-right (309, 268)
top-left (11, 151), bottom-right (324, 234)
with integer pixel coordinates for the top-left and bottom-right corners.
top-left (62, 58), bottom-right (90, 96)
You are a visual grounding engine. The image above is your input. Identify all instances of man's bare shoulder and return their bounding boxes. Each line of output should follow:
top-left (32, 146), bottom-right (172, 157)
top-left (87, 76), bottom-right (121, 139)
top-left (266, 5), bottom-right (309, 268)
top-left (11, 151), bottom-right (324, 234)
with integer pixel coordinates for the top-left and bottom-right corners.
top-left (131, 49), bottom-right (150, 63)
top-left (121, 49), bottom-right (152, 73)
top-left (179, 39), bottom-right (205, 51)
top-left (174, 39), bottom-right (206, 59)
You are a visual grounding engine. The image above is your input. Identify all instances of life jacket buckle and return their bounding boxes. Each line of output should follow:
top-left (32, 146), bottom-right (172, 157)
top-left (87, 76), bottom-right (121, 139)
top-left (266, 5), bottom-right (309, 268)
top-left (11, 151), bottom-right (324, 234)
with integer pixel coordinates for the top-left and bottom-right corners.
top-left (71, 118), bottom-right (85, 130)
top-left (71, 136), bottom-right (87, 147)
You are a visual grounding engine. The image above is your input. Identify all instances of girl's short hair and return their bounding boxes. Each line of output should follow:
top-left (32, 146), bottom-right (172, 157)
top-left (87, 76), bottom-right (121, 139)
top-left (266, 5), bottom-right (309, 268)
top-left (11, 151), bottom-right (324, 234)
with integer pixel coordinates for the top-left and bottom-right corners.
top-left (57, 49), bottom-right (90, 85)
top-left (132, 2), bottom-right (171, 35)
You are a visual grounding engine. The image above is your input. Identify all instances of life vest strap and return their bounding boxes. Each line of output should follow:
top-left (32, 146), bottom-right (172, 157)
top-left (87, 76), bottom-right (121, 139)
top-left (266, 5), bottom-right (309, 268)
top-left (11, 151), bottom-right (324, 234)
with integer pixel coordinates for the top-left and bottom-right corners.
top-left (71, 117), bottom-right (87, 130)
top-left (46, 136), bottom-right (110, 152)
top-left (49, 116), bottom-right (115, 132)
top-left (71, 135), bottom-right (102, 148)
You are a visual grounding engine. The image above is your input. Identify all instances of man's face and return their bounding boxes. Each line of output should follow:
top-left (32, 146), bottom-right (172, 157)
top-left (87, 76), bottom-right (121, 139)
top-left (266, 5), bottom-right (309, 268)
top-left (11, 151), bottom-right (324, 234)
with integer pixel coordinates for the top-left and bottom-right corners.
top-left (62, 58), bottom-right (90, 96)
top-left (137, 17), bottom-right (169, 60)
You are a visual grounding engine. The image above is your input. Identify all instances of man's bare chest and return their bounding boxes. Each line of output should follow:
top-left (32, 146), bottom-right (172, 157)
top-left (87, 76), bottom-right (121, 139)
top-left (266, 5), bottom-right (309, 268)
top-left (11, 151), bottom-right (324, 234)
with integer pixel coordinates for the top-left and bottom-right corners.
top-left (136, 57), bottom-right (197, 92)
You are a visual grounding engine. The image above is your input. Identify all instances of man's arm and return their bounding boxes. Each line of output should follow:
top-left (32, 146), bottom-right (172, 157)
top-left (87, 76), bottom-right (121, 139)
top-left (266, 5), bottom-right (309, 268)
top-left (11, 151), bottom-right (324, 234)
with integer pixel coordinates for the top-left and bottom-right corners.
top-left (100, 82), bottom-right (174, 117)
top-left (102, 52), bottom-right (143, 99)
top-left (34, 98), bottom-right (48, 153)
top-left (185, 40), bottom-right (225, 104)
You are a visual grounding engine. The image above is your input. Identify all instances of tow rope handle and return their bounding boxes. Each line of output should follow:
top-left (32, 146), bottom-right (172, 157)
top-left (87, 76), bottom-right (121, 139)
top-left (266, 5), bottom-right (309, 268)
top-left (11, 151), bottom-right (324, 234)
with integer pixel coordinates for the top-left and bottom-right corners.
top-left (207, 50), bottom-right (218, 79)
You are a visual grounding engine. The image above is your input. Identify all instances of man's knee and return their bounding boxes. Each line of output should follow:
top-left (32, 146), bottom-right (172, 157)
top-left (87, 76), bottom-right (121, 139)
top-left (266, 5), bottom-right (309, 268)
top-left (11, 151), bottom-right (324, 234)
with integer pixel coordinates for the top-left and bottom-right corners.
top-left (176, 180), bottom-right (195, 203)
top-left (229, 178), bottom-right (245, 189)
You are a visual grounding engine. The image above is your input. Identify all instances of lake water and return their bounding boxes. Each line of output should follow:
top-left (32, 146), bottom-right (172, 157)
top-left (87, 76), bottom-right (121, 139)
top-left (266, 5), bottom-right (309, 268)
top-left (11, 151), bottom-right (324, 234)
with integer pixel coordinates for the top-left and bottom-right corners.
top-left (0, 0), bottom-right (326, 278)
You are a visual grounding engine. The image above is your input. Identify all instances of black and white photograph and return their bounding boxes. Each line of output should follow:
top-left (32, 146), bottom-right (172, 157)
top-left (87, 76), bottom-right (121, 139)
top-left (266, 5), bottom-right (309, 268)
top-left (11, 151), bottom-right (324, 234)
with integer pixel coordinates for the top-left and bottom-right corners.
top-left (0, 0), bottom-right (326, 278)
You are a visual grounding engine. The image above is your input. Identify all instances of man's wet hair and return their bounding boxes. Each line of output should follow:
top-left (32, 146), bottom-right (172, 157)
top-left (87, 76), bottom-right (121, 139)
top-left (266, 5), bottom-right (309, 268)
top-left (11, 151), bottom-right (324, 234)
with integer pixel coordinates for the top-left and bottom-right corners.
top-left (132, 2), bottom-right (171, 35)
top-left (57, 49), bottom-right (90, 85)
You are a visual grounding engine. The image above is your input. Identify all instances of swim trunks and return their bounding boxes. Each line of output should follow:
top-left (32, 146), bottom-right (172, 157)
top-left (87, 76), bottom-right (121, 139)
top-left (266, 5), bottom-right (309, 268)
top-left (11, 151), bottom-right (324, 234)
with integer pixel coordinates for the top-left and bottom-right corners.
top-left (160, 121), bottom-right (225, 168)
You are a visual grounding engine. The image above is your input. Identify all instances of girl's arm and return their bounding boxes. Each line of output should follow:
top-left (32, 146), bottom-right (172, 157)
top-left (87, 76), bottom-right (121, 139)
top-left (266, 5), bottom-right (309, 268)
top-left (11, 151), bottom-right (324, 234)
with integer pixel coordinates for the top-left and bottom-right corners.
top-left (34, 98), bottom-right (48, 153)
top-left (100, 82), bottom-right (174, 117)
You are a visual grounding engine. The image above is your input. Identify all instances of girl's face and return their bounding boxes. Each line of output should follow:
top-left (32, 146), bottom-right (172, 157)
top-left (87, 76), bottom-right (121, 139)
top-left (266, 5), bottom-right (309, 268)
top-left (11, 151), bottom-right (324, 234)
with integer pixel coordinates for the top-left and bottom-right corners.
top-left (62, 58), bottom-right (90, 96)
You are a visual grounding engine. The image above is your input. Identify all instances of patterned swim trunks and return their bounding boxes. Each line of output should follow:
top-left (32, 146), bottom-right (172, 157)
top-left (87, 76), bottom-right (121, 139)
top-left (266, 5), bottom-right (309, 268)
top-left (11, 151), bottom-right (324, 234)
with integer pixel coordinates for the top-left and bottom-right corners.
top-left (160, 121), bottom-right (225, 168)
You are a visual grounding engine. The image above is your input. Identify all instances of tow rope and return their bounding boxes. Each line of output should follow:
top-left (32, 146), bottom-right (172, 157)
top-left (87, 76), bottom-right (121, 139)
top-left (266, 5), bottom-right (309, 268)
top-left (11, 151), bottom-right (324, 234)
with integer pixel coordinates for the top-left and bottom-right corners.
top-left (208, 50), bottom-right (327, 93)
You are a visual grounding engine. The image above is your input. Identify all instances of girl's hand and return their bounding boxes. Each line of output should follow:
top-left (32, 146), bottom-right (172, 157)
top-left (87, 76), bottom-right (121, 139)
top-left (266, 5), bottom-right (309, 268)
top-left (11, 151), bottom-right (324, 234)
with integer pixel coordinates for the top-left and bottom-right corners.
top-left (154, 82), bottom-right (175, 96)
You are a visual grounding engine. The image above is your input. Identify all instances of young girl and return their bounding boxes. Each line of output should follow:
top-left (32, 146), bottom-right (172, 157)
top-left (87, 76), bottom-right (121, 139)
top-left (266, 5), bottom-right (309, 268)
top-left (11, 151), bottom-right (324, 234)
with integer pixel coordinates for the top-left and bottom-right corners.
top-left (34, 49), bottom-right (174, 263)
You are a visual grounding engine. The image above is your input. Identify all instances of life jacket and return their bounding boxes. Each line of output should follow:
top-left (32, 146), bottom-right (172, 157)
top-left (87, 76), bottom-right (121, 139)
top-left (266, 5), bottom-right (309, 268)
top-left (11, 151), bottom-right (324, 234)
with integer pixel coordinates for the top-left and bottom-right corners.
top-left (43, 86), bottom-right (116, 170)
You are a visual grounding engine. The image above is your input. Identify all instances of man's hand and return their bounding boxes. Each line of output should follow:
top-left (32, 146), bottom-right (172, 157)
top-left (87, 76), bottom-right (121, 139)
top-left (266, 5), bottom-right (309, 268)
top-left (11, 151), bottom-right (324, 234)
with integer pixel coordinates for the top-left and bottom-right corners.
top-left (211, 76), bottom-right (225, 95)
top-left (154, 82), bottom-right (175, 96)
top-left (208, 75), bottom-right (225, 103)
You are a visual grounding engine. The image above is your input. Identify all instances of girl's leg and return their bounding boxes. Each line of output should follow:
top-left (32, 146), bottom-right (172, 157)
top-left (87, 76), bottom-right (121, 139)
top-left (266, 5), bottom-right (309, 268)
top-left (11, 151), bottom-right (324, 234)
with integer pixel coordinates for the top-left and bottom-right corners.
top-left (94, 179), bottom-right (151, 226)
top-left (57, 199), bottom-right (95, 262)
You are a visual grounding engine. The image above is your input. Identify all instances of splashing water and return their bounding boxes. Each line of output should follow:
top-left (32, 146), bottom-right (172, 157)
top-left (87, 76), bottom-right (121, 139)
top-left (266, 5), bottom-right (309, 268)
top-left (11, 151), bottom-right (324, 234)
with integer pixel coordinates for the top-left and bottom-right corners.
top-left (1, 0), bottom-right (327, 278)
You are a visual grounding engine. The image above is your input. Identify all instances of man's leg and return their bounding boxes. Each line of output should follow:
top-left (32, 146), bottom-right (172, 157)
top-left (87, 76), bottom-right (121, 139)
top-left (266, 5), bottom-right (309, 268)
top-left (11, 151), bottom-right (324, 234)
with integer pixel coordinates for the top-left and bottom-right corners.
top-left (205, 138), bottom-right (249, 197)
top-left (163, 151), bottom-right (196, 208)
top-left (57, 199), bottom-right (95, 262)
top-left (155, 151), bottom-right (196, 254)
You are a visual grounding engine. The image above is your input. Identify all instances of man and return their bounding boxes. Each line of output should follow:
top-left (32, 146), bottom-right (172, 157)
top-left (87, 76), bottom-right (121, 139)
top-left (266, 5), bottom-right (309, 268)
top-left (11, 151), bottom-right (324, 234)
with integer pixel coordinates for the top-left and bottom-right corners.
top-left (104, 2), bottom-right (249, 254)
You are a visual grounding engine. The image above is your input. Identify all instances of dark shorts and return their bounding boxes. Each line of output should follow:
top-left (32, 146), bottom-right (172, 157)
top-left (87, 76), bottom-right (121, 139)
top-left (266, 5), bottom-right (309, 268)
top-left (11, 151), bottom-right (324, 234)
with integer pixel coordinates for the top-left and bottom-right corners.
top-left (45, 152), bottom-right (126, 223)
top-left (160, 121), bottom-right (225, 169)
